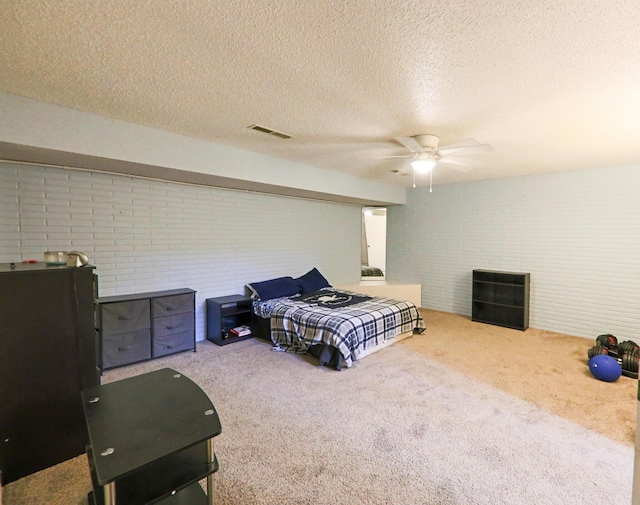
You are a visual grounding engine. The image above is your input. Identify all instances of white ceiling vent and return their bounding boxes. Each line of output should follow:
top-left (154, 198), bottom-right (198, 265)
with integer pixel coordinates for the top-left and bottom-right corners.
top-left (247, 124), bottom-right (292, 139)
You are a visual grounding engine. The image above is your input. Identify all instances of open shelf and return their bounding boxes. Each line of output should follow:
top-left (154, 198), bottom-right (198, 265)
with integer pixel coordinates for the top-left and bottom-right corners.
top-left (87, 444), bottom-right (219, 505)
top-left (206, 295), bottom-right (253, 346)
top-left (472, 270), bottom-right (530, 330)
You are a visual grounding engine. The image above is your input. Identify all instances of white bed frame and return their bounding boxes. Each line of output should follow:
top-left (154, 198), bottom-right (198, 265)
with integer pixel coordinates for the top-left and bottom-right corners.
top-left (355, 329), bottom-right (416, 361)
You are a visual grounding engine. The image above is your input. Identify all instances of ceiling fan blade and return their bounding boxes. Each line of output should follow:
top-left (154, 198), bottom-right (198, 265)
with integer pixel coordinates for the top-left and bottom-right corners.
top-left (367, 154), bottom-right (413, 159)
top-left (394, 136), bottom-right (425, 153)
top-left (439, 145), bottom-right (493, 157)
top-left (438, 138), bottom-right (482, 149)
top-left (439, 156), bottom-right (486, 167)
top-left (437, 163), bottom-right (473, 172)
top-left (438, 156), bottom-right (487, 171)
top-left (438, 139), bottom-right (493, 156)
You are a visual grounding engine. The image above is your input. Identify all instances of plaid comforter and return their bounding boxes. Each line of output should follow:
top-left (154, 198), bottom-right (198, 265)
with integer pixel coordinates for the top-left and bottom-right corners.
top-left (270, 288), bottom-right (425, 367)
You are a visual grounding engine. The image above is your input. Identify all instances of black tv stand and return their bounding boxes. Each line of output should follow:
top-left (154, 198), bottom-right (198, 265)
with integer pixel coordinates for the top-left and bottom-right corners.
top-left (82, 368), bottom-right (221, 504)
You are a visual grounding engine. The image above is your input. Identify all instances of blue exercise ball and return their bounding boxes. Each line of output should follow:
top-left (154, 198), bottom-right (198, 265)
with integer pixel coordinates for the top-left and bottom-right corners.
top-left (588, 354), bottom-right (622, 382)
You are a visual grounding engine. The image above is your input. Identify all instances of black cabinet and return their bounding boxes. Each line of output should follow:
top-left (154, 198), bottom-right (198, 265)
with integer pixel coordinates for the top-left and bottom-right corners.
top-left (472, 270), bottom-right (530, 330)
top-left (0, 263), bottom-right (98, 484)
top-left (95, 288), bottom-right (196, 370)
top-left (82, 368), bottom-right (221, 504)
top-left (206, 295), bottom-right (253, 345)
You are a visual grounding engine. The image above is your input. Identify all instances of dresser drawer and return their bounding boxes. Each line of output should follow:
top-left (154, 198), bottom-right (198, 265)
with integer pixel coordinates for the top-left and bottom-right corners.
top-left (101, 329), bottom-right (151, 369)
top-left (95, 288), bottom-right (195, 371)
top-left (101, 300), bottom-right (150, 335)
top-left (153, 312), bottom-right (195, 338)
top-left (153, 331), bottom-right (194, 357)
top-left (153, 293), bottom-right (193, 316)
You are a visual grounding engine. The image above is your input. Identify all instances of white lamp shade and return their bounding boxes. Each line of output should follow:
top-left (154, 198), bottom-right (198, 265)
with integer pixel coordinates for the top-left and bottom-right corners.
top-left (411, 158), bottom-right (436, 173)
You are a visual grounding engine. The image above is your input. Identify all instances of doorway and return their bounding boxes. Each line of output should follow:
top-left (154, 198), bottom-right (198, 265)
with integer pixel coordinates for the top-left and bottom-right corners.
top-left (361, 207), bottom-right (387, 280)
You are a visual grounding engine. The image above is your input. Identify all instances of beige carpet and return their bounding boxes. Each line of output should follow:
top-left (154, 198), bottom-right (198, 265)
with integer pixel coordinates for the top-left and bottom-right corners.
top-left (4, 309), bottom-right (635, 504)
top-left (411, 309), bottom-right (637, 447)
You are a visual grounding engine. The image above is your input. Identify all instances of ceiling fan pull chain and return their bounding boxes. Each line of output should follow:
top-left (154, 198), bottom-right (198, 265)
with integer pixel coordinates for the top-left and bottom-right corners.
top-left (413, 168), bottom-right (416, 188)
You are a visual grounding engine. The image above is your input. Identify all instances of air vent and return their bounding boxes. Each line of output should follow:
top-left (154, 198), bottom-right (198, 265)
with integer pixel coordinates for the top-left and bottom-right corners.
top-left (247, 124), bottom-right (292, 139)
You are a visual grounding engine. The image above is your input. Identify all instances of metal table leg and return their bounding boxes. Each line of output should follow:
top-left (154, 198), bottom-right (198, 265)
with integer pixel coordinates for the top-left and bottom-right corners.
top-left (207, 438), bottom-right (215, 505)
top-left (104, 482), bottom-right (116, 505)
top-left (633, 382), bottom-right (640, 505)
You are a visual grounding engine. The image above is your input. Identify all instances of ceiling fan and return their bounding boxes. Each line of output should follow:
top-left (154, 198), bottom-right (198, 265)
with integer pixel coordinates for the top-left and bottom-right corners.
top-left (390, 134), bottom-right (493, 190)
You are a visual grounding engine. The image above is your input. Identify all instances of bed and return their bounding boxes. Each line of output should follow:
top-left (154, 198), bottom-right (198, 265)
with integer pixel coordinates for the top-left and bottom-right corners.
top-left (247, 268), bottom-right (425, 370)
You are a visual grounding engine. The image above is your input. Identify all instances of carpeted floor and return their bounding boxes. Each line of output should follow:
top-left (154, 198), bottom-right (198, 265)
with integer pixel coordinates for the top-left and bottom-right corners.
top-left (4, 309), bottom-right (636, 504)
top-left (409, 309), bottom-right (637, 447)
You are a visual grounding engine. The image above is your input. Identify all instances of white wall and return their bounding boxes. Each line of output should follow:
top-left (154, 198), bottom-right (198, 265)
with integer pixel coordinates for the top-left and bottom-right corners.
top-left (0, 91), bottom-right (406, 206)
top-left (387, 165), bottom-right (640, 340)
top-left (0, 163), bottom-right (362, 341)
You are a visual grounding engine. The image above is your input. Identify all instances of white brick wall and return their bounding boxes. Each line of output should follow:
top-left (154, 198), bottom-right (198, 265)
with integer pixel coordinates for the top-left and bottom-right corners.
top-left (387, 165), bottom-right (640, 340)
top-left (8, 161), bottom-right (639, 343)
top-left (0, 163), bottom-right (362, 341)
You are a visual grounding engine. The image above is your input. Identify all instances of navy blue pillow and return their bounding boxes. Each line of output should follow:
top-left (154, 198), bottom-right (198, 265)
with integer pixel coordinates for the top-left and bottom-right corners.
top-left (295, 268), bottom-right (331, 295)
top-left (246, 276), bottom-right (301, 300)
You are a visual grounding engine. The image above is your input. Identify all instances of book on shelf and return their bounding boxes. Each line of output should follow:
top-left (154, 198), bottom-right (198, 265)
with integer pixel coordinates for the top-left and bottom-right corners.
top-left (230, 325), bottom-right (251, 337)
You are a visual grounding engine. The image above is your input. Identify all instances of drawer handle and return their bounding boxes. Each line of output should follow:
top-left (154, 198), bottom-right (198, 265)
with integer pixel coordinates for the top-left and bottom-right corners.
top-left (116, 316), bottom-right (131, 320)
top-left (166, 326), bottom-right (174, 330)
top-left (117, 345), bottom-right (135, 351)
top-left (165, 307), bottom-right (176, 311)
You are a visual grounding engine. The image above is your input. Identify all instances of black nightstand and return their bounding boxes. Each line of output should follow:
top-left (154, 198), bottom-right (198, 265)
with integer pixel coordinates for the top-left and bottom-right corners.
top-left (206, 295), bottom-right (253, 346)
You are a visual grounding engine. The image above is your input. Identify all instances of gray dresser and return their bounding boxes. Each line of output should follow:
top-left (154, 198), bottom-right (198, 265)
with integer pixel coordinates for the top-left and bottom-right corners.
top-left (95, 288), bottom-right (196, 370)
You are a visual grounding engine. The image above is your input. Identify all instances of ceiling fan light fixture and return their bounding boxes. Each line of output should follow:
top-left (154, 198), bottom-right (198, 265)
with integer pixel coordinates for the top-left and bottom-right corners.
top-left (411, 158), bottom-right (436, 173)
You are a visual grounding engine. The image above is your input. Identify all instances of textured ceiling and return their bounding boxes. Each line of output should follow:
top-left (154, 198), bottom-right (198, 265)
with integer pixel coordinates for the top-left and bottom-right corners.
top-left (1, 0), bottom-right (639, 188)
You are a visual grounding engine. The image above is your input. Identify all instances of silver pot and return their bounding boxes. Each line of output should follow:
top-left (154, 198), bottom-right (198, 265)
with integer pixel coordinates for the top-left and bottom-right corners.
top-left (44, 251), bottom-right (67, 264)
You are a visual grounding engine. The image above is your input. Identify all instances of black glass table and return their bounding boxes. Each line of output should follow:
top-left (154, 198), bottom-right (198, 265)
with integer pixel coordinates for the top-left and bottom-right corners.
top-left (82, 368), bottom-right (221, 505)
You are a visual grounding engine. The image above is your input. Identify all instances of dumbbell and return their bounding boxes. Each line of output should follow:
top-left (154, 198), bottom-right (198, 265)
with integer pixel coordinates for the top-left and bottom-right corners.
top-left (618, 340), bottom-right (639, 355)
top-left (596, 334), bottom-right (618, 349)
top-left (588, 338), bottom-right (639, 379)
top-left (588, 344), bottom-right (609, 360)
top-left (621, 348), bottom-right (639, 379)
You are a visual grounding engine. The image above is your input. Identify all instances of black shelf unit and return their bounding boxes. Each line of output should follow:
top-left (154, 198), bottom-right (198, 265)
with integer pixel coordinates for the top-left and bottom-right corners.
top-left (472, 270), bottom-right (530, 330)
top-left (206, 295), bottom-right (253, 345)
top-left (0, 263), bottom-right (98, 484)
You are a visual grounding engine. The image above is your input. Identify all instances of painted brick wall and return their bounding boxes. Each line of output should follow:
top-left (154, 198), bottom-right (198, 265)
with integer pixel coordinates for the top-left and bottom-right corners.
top-left (0, 163), bottom-right (362, 341)
top-left (387, 165), bottom-right (640, 340)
